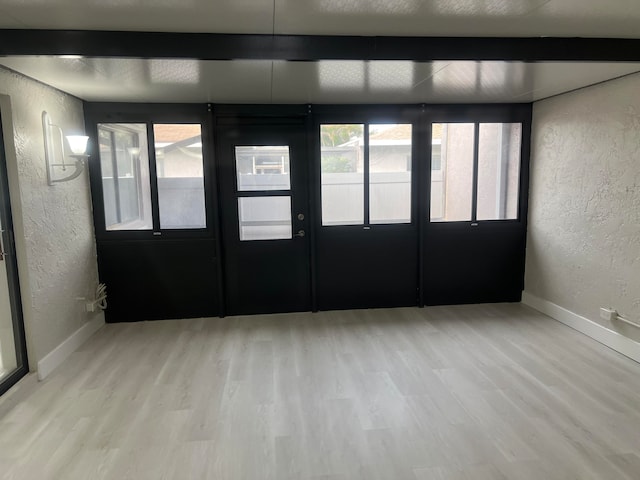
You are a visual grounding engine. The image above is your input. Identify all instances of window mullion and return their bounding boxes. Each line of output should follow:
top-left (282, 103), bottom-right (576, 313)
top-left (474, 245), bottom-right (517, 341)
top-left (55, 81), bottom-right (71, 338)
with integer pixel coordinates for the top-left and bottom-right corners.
top-left (471, 123), bottom-right (480, 222)
top-left (147, 122), bottom-right (161, 232)
top-left (364, 123), bottom-right (370, 226)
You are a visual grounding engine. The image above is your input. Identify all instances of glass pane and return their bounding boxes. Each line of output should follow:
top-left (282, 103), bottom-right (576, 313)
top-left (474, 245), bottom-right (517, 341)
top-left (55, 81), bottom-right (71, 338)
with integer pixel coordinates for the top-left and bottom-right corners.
top-left (369, 124), bottom-right (412, 224)
top-left (98, 123), bottom-right (153, 231)
top-left (154, 124), bottom-right (206, 229)
top-left (477, 123), bottom-right (522, 221)
top-left (320, 124), bottom-right (364, 226)
top-left (430, 123), bottom-right (474, 222)
top-left (235, 146), bottom-right (290, 191)
top-left (238, 196), bottom-right (292, 241)
top-left (0, 218), bottom-right (17, 379)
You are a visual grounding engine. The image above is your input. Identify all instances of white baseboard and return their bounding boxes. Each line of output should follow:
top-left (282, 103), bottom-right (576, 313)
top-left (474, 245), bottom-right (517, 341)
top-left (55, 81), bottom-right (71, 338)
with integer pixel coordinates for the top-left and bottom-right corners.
top-left (522, 292), bottom-right (640, 364)
top-left (36, 315), bottom-right (105, 380)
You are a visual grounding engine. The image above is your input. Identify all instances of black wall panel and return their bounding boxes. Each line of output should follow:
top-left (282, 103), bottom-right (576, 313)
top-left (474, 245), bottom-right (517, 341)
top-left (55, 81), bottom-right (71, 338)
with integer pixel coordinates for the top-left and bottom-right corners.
top-left (317, 227), bottom-right (418, 310)
top-left (98, 239), bottom-right (219, 322)
top-left (423, 226), bottom-right (525, 305)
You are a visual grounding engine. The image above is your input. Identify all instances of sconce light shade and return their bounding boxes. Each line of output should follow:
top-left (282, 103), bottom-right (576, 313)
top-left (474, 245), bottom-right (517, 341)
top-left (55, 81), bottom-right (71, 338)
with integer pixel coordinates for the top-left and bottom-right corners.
top-left (42, 111), bottom-right (90, 185)
top-left (66, 135), bottom-right (89, 155)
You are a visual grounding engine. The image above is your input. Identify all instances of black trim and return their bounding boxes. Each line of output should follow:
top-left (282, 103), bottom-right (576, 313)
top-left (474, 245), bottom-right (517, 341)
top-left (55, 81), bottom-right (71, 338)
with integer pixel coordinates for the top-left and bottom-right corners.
top-left (2, 30), bottom-right (640, 61)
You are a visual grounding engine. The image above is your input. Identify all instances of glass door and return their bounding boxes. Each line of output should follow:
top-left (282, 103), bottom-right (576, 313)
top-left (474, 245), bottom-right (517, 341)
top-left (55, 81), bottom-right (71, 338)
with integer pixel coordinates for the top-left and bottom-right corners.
top-left (0, 109), bottom-right (28, 396)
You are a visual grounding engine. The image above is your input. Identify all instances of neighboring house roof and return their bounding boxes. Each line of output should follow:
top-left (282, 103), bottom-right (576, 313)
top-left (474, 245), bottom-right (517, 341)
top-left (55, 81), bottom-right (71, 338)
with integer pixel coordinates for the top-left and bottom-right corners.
top-left (432, 123), bottom-right (442, 139)
top-left (368, 123), bottom-right (443, 141)
top-left (154, 124), bottom-right (201, 144)
top-left (370, 124), bottom-right (411, 140)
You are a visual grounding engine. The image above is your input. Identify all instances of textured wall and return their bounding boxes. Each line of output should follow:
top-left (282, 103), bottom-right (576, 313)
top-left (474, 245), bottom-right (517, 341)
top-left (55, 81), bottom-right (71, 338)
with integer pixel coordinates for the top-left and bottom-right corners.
top-left (527, 72), bottom-right (640, 342)
top-left (0, 67), bottom-right (104, 367)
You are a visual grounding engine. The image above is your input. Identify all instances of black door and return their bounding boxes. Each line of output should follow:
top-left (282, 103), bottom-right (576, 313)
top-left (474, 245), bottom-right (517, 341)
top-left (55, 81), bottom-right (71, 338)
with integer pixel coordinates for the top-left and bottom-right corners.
top-left (217, 120), bottom-right (311, 315)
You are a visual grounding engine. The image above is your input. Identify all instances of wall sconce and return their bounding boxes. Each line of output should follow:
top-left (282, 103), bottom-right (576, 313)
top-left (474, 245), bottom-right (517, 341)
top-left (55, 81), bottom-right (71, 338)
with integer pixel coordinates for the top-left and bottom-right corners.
top-left (42, 111), bottom-right (89, 185)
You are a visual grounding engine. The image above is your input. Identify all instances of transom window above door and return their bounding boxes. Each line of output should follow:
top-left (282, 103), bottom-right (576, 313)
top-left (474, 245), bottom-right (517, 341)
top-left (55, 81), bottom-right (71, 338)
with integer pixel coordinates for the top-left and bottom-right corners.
top-left (320, 123), bottom-right (413, 226)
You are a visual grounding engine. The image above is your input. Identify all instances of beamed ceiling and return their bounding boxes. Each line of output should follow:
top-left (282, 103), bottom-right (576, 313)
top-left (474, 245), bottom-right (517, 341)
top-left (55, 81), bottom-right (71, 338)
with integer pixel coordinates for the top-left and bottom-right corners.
top-left (0, 0), bottom-right (639, 103)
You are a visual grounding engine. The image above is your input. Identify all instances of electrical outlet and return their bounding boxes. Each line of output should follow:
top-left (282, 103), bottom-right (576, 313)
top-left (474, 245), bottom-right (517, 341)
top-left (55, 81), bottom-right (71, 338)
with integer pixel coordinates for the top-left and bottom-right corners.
top-left (86, 301), bottom-right (95, 313)
top-left (600, 307), bottom-right (617, 322)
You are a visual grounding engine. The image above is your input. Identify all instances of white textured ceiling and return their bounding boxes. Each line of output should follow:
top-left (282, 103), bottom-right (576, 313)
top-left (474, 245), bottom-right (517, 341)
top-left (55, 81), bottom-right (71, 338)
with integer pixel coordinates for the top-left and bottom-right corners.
top-left (0, 0), bottom-right (639, 38)
top-left (1, 57), bottom-right (639, 104)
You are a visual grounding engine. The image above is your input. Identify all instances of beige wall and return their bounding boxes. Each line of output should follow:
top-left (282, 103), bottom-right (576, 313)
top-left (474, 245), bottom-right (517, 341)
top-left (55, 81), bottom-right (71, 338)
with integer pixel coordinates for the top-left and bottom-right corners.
top-left (526, 72), bottom-right (640, 342)
top-left (0, 67), bottom-right (104, 370)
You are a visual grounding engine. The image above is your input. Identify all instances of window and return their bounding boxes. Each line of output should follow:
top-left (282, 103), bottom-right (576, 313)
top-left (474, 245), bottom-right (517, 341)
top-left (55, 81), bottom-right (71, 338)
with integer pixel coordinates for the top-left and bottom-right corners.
top-left (369, 124), bottom-right (412, 224)
top-left (320, 123), bottom-right (412, 226)
top-left (235, 146), bottom-right (290, 191)
top-left (235, 146), bottom-right (293, 241)
top-left (320, 124), bottom-right (364, 225)
top-left (477, 123), bottom-right (521, 221)
top-left (238, 196), bottom-right (292, 241)
top-left (154, 124), bottom-right (206, 229)
top-left (98, 123), bottom-right (153, 231)
top-left (97, 121), bottom-right (208, 232)
top-left (430, 123), bottom-right (474, 222)
top-left (430, 122), bottom-right (521, 222)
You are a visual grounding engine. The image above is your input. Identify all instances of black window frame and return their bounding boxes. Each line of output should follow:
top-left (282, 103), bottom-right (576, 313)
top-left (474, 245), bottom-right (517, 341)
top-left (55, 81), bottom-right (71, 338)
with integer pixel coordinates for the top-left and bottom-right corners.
top-left (314, 105), bottom-right (420, 229)
top-left (424, 104), bottom-right (532, 228)
top-left (85, 103), bottom-right (216, 241)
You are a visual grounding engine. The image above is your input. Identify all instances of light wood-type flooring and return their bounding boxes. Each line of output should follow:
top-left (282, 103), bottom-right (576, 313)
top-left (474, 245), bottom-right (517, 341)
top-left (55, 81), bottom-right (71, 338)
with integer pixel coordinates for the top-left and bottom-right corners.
top-left (1, 303), bottom-right (640, 479)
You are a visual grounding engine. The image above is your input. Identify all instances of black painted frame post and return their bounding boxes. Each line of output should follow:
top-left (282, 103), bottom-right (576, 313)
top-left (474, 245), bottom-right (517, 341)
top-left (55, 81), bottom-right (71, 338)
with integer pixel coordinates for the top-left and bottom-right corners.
top-left (418, 105), bottom-right (428, 308)
top-left (517, 110), bottom-right (533, 294)
top-left (306, 105), bottom-right (318, 312)
top-left (207, 104), bottom-right (227, 317)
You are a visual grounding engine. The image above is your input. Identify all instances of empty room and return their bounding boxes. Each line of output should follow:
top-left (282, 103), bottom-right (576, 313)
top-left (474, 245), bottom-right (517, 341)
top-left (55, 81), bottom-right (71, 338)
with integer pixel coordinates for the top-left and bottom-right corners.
top-left (0, 1), bottom-right (639, 479)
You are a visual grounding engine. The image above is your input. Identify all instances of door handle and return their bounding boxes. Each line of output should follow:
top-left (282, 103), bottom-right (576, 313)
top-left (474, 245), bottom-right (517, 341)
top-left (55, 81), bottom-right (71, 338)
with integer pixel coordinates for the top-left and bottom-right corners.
top-left (294, 229), bottom-right (305, 238)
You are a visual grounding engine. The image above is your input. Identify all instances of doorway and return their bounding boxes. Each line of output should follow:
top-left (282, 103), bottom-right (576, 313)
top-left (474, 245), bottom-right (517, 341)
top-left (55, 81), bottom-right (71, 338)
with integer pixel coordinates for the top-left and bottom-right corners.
top-left (217, 119), bottom-right (311, 315)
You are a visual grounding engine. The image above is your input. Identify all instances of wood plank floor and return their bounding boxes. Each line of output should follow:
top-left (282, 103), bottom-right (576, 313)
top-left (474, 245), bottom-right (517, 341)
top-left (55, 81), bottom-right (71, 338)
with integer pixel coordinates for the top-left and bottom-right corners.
top-left (1, 303), bottom-right (640, 479)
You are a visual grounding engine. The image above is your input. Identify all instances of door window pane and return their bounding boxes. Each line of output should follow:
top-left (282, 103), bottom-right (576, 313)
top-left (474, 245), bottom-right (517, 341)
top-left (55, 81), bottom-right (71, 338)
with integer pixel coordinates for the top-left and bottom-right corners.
top-left (320, 124), bottom-right (364, 225)
top-left (238, 196), bottom-right (292, 241)
top-left (235, 146), bottom-right (290, 191)
top-left (477, 123), bottom-right (522, 220)
top-left (154, 124), bottom-right (206, 229)
top-left (98, 123), bottom-right (153, 231)
top-left (369, 124), bottom-right (412, 224)
top-left (430, 123), bottom-right (474, 222)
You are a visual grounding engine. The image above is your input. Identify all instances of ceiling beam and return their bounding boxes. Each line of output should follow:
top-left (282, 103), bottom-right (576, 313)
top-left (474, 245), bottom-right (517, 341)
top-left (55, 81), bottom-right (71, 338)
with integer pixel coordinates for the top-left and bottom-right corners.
top-left (1, 30), bottom-right (640, 62)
